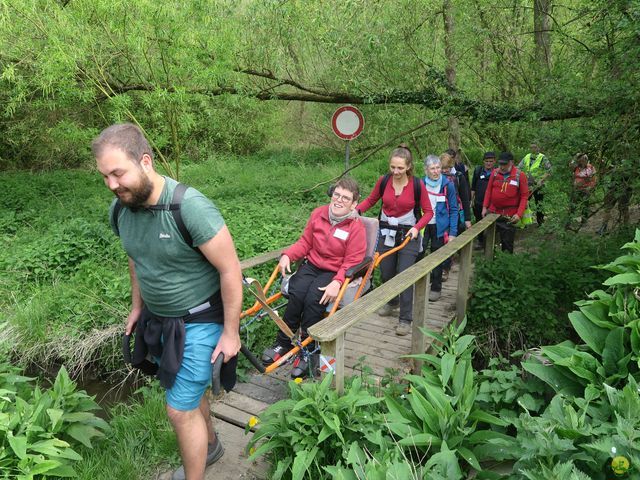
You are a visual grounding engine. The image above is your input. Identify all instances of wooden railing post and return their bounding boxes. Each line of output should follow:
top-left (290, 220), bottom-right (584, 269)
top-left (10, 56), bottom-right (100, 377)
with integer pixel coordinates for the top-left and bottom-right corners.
top-left (456, 242), bottom-right (473, 322)
top-left (411, 274), bottom-right (430, 373)
top-left (484, 221), bottom-right (496, 261)
top-left (319, 333), bottom-right (345, 394)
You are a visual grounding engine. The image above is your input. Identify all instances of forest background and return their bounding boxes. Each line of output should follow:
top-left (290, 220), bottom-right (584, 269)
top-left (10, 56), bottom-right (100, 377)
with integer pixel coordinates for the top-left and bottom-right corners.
top-left (1, 1), bottom-right (639, 479)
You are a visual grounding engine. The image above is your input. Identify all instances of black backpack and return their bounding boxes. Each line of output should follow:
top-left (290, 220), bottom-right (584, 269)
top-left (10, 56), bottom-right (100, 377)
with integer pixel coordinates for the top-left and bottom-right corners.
top-left (378, 174), bottom-right (422, 222)
top-left (111, 183), bottom-right (202, 256)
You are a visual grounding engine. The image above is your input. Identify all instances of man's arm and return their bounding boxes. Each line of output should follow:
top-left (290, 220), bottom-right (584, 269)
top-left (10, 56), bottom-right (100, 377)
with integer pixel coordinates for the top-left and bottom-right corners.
top-left (198, 225), bottom-right (243, 363)
top-left (125, 257), bottom-right (144, 335)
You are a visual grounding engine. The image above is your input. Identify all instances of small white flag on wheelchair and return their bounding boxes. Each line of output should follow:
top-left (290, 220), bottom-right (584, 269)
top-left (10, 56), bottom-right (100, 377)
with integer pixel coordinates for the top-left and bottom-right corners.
top-left (319, 355), bottom-right (336, 373)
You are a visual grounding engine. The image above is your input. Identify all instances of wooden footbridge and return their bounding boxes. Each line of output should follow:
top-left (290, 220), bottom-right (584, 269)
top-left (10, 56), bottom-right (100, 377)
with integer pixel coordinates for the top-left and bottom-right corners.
top-left (181, 215), bottom-right (499, 480)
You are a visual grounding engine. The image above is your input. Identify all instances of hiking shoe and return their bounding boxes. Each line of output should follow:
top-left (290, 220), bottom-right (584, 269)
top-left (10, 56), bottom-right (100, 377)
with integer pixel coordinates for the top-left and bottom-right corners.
top-left (395, 321), bottom-right (411, 336)
top-left (376, 304), bottom-right (399, 317)
top-left (172, 437), bottom-right (224, 480)
top-left (429, 290), bottom-right (441, 302)
top-left (261, 344), bottom-right (289, 366)
top-left (290, 354), bottom-right (318, 379)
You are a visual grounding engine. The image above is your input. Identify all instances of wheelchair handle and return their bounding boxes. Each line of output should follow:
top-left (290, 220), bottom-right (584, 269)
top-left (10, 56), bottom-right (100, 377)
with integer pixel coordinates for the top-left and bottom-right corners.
top-left (122, 333), bottom-right (132, 365)
top-left (211, 353), bottom-right (224, 396)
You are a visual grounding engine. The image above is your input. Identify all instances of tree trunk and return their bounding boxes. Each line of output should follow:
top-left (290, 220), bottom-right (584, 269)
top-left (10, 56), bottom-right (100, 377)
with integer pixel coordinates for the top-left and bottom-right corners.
top-left (443, 0), bottom-right (460, 151)
top-left (534, 0), bottom-right (552, 72)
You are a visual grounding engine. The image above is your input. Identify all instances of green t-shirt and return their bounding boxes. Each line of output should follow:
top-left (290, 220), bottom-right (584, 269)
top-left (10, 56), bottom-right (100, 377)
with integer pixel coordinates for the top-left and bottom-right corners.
top-left (110, 177), bottom-right (225, 317)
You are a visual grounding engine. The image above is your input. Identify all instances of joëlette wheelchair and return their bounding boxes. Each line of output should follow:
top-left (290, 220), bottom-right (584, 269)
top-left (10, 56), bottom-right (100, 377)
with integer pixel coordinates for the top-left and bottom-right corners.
top-left (240, 216), bottom-right (413, 380)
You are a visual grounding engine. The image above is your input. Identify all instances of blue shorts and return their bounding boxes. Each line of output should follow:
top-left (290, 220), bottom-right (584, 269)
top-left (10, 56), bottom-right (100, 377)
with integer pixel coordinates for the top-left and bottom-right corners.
top-left (165, 323), bottom-right (223, 411)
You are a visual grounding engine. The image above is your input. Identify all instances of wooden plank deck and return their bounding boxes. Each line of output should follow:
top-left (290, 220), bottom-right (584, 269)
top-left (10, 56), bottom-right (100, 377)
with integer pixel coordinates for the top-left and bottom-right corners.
top-left (203, 265), bottom-right (461, 479)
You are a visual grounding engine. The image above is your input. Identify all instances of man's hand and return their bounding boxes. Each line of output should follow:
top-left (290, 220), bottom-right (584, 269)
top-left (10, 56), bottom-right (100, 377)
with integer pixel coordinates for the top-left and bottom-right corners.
top-left (465, 220), bottom-right (472, 229)
top-left (509, 214), bottom-right (521, 224)
top-left (212, 330), bottom-right (241, 364)
top-left (318, 280), bottom-right (341, 305)
top-left (448, 235), bottom-right (456, 242)
top-left (407, 227), bottom-right (419, 240)
top-left (482, 207), bottom-right (488, 218)
top-left (125, 308), bottom-right (142, 336)
top-left (278, 255), bottom-right (291, 276)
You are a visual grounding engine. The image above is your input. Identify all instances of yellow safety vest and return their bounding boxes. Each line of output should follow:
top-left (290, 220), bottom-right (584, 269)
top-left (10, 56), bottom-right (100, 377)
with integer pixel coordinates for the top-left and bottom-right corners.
top-left (522, 153), bottom-right (546, 180)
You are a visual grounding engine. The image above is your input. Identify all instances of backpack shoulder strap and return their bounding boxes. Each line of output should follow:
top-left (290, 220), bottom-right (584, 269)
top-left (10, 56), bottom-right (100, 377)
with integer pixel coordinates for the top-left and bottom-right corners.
top-left (170, 183), bottom-right (194, 249)
top-left (413, 176), bottom-right (422, 221)
top-left (145, 183), bottom-right (201, 255)
top-left (378, 174), bottom-right (391, 197)
top-left (111, 200), bottom-right (123, 236)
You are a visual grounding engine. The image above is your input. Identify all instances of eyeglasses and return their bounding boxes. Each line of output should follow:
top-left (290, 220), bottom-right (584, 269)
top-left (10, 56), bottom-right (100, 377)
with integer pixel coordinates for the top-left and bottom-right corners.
top-left (331, 191), bottom-right (353, 203)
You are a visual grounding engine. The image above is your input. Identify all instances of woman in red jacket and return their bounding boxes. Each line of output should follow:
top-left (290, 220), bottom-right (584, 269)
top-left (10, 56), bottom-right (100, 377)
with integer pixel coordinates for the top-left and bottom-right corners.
top-left (261, 177), bottom-right (367, 378)
top-left (357, 144), bottom-right (434, 336)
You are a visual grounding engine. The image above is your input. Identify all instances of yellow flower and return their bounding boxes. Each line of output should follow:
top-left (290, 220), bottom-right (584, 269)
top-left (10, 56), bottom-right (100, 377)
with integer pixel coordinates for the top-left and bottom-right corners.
top-left (249, 447), bottom-right (256, 456)
top-left (248, 416), bottom-right (259, 428)
top-left (294, 377), bottom-right (303, 384)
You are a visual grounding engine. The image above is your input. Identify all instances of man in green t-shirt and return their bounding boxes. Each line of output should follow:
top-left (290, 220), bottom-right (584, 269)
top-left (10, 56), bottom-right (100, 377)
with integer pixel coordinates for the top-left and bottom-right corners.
top-left (93, 123), bottom-right (242, 480)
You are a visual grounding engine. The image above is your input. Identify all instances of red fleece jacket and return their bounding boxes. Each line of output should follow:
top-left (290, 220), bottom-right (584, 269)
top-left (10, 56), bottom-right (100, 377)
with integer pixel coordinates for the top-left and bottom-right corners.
top-left (283, 205), bottom-right (366, 284)
top-left (483, 166), bottom-right (529, 217)
top-left (357, 176), bottom-right (434, 230)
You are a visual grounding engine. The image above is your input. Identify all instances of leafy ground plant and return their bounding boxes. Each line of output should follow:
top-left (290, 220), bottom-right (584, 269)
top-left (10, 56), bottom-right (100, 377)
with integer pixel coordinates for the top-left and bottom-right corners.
top-left (0, 363), bottom-right (109, 478)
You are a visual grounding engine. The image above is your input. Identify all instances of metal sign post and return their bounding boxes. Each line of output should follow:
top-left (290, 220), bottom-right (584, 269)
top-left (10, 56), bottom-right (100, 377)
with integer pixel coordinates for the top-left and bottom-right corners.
top-left (331, 106), bottom-right (364, 170)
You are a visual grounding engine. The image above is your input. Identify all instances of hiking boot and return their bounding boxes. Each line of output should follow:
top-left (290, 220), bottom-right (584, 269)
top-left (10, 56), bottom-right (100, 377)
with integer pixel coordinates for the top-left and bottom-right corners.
top-left (261, 344), bottom-right (289, 366)
top-left (395, 321), bottom-right (411, 336)
top-left (290, 354), bottom-right (318, 379)
top-left (376, 304), bottom-right (399, 317)
top-left (429, 290), bottom-right (441, 302)
top-left (172, 437), bottom-right (224, 480)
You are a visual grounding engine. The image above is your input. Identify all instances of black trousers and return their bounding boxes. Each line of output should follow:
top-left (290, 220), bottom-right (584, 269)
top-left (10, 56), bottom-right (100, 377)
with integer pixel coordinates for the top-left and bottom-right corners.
top-left (531, 189), bottom-right (544, 225)
top-left (275, 262), bottom-right (334, 349)
top-left (422, 224), bottom-right (446, 292)
top-left (496, 217), bottom-right (516, 253)
top-left (377, 234), bottom-right (421, 323)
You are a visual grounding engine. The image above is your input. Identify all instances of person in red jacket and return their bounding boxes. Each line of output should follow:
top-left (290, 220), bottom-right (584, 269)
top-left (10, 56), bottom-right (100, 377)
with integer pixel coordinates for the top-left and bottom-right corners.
top-left (482, 151), bottom-right (529, 253)
top-left (357, 144), bottom-right (434, 336)
top-left (261, 177), bottom-right (366, 379)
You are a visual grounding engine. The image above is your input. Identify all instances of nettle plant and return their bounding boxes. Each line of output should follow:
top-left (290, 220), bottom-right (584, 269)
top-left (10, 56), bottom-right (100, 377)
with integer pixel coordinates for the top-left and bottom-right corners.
top-left (0, 363), bottom-right (109, 478)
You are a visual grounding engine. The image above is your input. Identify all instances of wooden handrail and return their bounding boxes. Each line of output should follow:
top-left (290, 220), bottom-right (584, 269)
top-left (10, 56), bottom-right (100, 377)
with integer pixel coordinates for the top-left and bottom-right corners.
top-left (307, 214), bottom-right (499, 342)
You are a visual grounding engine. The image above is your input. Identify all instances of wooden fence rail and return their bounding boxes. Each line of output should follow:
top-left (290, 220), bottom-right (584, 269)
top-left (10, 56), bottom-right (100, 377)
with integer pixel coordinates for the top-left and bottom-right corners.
top-left (240, 213), bottom-right (500, 394)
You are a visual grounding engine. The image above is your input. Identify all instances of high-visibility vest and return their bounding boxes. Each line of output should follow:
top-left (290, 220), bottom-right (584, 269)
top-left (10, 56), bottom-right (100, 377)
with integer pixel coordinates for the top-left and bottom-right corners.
top-left (522, 153), bottom-right (546, 180)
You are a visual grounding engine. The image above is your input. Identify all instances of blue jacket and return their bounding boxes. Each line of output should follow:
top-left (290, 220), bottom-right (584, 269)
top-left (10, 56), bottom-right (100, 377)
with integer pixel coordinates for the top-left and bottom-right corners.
top-left (422, 175), bottom-right (459, 238)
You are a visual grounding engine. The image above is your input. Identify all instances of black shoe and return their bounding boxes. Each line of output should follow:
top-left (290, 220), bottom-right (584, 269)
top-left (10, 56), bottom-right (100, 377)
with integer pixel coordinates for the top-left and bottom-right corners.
top-left (290, 354), bottom-right (318, 379)
top-left (261, 344), bottom-right (289, 366)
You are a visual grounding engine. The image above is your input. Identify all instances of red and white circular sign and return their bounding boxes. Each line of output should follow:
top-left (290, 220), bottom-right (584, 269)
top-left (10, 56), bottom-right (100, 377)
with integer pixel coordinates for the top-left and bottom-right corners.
top-left (331, 106), bottom-right (364, 140)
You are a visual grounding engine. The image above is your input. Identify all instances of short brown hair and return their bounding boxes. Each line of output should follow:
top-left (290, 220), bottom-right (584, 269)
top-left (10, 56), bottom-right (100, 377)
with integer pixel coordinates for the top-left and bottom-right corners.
top-left (440, 152), bottom-right (454, 169)
top-left (91, 123), bottom-right (153, 163)
top-left (389, 143), bottom-right (414, 176)
top-left (334, 176), bottom-right (360, 202)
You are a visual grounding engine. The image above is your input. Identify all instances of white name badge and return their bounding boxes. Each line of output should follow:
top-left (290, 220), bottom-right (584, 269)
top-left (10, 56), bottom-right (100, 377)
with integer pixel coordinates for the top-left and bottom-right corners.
top-left (480, 175), bottom-right (486, 179)
top-left (436, 196), bottom-right (446, 203)
top-left (509, 180), bottom-right (519, 186)
top-left (333, 228), bottom-right (349, 240)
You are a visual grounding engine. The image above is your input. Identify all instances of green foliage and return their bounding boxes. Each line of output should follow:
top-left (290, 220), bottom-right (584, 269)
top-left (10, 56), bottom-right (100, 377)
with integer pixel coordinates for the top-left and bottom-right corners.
top-left (521, 230), bottom-right (640, 396)
top-left (0, 363), bottom-right (109, 478)
top-left (247, 374), bottom-right (385, 480)
top-left (74, 383), bottom-right (178, 480)
top-left (477, 356), bottom-right (546, 414)
top-left (467, 232), bottom-right (628, 360)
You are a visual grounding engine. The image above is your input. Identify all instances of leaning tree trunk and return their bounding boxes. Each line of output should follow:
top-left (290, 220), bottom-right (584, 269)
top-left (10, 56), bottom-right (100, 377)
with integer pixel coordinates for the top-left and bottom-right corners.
top-left (534, 0), bottom-right (552, 72)
top-left (443, 0), bottom-right (460, 152)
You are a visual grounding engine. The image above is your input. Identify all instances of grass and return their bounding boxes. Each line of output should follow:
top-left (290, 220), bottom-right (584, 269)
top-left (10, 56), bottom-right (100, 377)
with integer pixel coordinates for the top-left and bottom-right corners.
top-left (74, 382), bottom-right (179, 480)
